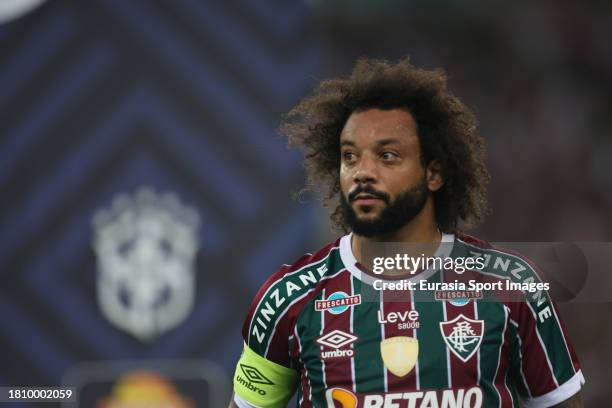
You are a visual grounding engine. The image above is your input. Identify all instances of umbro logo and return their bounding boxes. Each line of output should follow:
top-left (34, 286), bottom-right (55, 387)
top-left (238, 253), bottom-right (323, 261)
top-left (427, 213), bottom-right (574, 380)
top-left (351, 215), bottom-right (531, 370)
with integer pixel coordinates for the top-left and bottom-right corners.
top-left (316, 330), bottom-right (358, 359)
top-left (317, 329), bottom-right (358, 349)
top-left (239, 364), bottom-right (274, 385)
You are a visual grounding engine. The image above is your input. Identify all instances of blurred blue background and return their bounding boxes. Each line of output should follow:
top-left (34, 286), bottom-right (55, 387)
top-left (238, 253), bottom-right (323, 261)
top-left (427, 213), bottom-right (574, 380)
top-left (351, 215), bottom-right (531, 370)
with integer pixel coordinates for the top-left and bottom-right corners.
top-left (0, 0), bottom-right (610, 406)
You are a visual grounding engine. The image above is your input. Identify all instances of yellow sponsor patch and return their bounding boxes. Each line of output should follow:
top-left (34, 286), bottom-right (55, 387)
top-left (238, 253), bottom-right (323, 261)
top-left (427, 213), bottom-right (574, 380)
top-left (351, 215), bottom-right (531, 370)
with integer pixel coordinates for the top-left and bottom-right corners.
top-left (380, 336), bottom-right (419, 377)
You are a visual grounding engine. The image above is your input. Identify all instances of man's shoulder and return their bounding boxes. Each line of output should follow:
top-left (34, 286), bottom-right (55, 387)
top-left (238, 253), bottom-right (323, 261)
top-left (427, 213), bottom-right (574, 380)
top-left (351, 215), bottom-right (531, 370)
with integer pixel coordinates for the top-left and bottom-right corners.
top-left (243, 237), bottom-right (344, 353)
top-left (454, 231), bottom-right (544, 281)
top-left (263, 237), bottom-right (343, 287)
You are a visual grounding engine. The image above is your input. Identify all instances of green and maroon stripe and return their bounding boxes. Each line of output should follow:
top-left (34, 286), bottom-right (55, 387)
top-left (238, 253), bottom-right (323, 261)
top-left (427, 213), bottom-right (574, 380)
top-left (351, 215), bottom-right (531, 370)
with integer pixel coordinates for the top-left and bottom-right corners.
top-left (352, 278), bottom-right (385, 393)
top-left (443, 300), bottom-right (481, 388)
top-left (297, 288), bottom-right (325, 406)
top-left (321, 270), bottom-right (356, 391)
top-left (413, 270), bottom-right (449, 389)
top-left (381, 285), bottom-right (418, 391)
top-left (476, 297), bottom-right (512, 407)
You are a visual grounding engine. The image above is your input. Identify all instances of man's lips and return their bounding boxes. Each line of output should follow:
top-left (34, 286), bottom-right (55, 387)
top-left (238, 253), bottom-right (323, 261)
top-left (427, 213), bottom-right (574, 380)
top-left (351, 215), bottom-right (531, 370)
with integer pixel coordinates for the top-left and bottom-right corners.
top-left (352, 194), bottom-right (384, 205)
top-left (353, 198), bottom-right (381, 206)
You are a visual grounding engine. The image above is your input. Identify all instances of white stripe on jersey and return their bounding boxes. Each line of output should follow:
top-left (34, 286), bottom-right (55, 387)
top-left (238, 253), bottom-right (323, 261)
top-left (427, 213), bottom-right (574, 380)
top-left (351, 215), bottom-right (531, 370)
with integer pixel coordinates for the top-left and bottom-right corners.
top-left (491, 305), bottom-right (510, 408)
top-left (411, 293), bottom-right (420, 390)
top-left (474, 300), bottom-right (481, 386)
top-left (441, 297), bottom-right (452, 388)
top-left (320, 288), bottom-right (327, 390)
top-left (379, 289), bottom-right (388, 392)
top-left (509, 318), bottom-right (533, 399)
top-left (505, 361), bottom-right (515, 408)
top-left (350, 275), bottom-right (357, 393)
top-left (294, 322), bottom-right (311, 405)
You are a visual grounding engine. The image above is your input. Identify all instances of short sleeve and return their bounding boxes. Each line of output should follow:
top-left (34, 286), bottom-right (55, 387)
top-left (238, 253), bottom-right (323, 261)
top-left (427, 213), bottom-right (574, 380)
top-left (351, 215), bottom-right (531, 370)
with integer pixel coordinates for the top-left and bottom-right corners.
top-left (509, 294), bottom-right (584, 407)
top-left (233, 265), bottom-right (302, 407)
top-left (241, 264), bottom-right (297, 366)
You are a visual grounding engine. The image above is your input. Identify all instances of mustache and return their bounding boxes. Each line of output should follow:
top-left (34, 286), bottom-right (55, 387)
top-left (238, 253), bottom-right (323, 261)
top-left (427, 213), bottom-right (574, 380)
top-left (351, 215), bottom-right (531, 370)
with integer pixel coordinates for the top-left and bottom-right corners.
top-left (347, 185), bottom-right (390, 203)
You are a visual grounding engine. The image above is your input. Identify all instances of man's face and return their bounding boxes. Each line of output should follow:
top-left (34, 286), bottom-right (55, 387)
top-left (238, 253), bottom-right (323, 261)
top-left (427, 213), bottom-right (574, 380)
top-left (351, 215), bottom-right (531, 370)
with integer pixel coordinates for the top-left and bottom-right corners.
top-left (339, 108), bottom-right (435, 237)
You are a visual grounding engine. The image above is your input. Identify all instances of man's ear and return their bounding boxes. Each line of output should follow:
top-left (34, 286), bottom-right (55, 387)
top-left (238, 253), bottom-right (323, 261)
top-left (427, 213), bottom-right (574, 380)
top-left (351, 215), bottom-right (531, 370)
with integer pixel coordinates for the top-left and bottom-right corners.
top-left (426, 160), bottom-right (444, 192)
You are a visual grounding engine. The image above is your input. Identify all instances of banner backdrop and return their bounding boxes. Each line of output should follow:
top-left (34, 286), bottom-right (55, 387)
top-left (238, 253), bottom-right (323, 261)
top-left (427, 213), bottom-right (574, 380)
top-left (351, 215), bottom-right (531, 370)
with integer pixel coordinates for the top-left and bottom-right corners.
top-left (0, 1), bottom-right (320, 404)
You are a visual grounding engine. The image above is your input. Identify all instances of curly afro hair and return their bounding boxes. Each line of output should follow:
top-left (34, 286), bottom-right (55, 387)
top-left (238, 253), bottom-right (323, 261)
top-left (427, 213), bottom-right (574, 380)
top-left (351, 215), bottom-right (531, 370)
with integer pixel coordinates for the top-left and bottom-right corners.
top-left (280, 57), bottom-right (489, 233)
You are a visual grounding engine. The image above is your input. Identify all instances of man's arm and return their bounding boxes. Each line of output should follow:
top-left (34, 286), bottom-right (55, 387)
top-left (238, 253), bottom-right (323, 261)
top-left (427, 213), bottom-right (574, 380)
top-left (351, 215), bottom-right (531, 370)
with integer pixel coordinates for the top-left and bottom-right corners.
top-left (552, 391), bottom-right (583, 408)
top-left (227, 392), bottom-right (238, 408)
top-left (505, 256), bottom-right (585, 408)
top-left (230, 343), bottom-right (298, 408)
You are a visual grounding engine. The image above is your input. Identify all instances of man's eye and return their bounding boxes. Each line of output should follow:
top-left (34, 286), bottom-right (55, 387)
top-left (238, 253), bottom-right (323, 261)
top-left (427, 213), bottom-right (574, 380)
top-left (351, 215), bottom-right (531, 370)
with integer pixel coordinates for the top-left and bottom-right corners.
top-left (381, 152), bottom-right (398, 160)
top-left (343, 152), bottom-right (356, 162)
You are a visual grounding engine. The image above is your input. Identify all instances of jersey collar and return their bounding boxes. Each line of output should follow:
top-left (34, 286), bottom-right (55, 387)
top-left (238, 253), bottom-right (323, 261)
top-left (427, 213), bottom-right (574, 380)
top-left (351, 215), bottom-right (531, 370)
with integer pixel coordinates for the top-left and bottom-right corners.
top-left (339, 232), bottom-right (455, 285)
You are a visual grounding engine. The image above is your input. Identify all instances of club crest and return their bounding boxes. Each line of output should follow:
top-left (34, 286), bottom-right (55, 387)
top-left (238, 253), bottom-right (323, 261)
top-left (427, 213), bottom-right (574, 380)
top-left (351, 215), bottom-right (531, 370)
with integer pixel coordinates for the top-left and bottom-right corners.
top-left (92, 187), bottom-right (200, 341)
top-left (439, 314), bottom-right (484, 362)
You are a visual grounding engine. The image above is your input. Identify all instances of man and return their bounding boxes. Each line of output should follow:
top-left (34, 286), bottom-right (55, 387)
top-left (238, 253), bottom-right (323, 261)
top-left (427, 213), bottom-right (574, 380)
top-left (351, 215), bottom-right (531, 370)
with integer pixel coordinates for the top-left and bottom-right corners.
top-left (229, 58), bottom-right (584, 407)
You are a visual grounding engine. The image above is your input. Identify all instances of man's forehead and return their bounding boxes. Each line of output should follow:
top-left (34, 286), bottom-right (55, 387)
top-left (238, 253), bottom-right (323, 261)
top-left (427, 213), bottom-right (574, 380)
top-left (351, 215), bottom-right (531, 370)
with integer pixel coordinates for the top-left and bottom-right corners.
top-left (340, 108), bottom-right (418, 143)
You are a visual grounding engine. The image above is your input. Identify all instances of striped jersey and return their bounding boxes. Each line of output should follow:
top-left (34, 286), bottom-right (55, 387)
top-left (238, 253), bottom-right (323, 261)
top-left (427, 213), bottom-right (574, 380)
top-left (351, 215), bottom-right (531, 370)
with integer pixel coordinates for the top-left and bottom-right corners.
top-left (234, 233), bottom-right (584, 408)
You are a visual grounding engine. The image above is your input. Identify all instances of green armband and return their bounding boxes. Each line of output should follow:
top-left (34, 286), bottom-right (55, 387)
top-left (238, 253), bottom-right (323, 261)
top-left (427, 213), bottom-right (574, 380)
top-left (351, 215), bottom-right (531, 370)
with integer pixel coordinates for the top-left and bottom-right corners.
top-left (233, 342), bottom-right (298, 407)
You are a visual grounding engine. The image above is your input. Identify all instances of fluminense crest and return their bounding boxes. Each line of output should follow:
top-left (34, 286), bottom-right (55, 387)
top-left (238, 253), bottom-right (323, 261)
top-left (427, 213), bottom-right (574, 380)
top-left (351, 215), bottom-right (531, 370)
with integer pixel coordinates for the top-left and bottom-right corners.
top-left (440, 314), bottom-right (484, 362)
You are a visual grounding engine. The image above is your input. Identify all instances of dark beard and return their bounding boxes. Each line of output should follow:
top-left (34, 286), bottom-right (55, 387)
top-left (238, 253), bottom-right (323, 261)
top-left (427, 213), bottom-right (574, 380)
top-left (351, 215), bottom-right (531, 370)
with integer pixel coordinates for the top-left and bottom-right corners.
top-left (341, 178), bottom-right (429, 238)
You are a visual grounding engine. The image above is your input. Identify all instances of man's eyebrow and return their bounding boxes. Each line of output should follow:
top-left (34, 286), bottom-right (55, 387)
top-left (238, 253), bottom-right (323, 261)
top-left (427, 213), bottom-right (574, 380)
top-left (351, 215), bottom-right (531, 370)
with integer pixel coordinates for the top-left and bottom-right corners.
top-left (340, 140), bottom-right (356, 147)
top-left (376, 138), bottom-right (401, 146)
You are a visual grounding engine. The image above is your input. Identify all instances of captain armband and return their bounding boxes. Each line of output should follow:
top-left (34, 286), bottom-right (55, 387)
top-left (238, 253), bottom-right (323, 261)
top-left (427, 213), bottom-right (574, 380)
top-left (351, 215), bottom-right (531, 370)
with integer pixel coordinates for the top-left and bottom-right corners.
top-left (233, 342), bottom-right (298, 408)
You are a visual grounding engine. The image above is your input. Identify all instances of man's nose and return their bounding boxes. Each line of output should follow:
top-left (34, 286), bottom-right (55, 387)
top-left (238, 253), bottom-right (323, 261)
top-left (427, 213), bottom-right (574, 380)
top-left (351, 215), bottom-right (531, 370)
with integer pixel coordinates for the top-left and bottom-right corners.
top-left (353, 155), bottom-right (377, 184)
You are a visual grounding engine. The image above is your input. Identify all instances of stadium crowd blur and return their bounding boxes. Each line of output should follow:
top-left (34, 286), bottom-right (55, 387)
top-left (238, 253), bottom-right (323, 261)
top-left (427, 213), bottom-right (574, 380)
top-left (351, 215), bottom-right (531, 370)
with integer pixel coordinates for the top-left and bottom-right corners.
top-left (312, 1), bottom-right (612, 405)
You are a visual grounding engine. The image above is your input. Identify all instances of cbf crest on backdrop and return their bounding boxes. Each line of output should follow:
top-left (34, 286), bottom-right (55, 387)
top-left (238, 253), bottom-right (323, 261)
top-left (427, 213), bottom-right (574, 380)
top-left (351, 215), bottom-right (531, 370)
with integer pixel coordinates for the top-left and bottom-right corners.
top-left (92, 187), bottom-right (201, 341)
